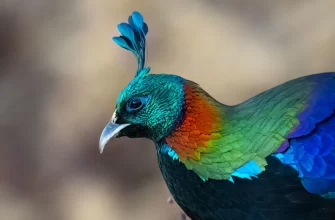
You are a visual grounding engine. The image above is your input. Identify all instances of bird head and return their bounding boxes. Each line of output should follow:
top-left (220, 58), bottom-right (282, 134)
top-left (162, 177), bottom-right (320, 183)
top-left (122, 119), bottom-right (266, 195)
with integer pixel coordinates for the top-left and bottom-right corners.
top-left (99, 11), bottom-right (187, 153)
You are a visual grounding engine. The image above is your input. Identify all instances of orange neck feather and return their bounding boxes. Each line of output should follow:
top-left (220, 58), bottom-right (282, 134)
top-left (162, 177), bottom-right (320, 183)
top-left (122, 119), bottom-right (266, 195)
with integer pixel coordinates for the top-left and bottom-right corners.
top-left (165, 82), bottom-right (224, 160)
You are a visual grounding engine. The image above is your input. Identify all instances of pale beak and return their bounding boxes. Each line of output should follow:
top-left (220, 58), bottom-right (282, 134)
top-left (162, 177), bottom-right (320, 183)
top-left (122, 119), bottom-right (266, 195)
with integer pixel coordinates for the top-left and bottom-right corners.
top-left (99, 111), bottom-right (130, 154)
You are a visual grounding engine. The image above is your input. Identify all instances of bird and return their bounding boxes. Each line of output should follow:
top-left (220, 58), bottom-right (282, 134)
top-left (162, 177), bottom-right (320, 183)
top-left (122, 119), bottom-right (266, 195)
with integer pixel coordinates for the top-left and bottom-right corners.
top-left (99, 11), bottom-right (335, 220)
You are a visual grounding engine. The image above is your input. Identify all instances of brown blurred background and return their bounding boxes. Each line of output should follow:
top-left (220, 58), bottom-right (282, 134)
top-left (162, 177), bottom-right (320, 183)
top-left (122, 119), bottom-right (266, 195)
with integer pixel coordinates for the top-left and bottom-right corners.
top-left (1, 0), bottom-right (335, 219)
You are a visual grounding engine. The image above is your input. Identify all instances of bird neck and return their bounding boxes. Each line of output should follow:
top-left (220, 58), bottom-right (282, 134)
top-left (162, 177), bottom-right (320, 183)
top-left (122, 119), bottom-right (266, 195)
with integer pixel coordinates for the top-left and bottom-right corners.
top-left (165, 81), bottom-right (228, 161)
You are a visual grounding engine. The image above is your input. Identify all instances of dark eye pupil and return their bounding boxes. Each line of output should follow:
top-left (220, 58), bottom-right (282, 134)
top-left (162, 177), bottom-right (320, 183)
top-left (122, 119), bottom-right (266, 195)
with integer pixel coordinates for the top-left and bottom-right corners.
top-left (130, 99), bottom-right (142, 109)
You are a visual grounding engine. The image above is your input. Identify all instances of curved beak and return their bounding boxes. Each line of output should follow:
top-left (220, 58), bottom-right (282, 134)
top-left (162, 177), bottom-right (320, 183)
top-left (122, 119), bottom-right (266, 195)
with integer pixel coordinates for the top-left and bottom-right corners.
top-left (99, 112), bottom-right (130, 154)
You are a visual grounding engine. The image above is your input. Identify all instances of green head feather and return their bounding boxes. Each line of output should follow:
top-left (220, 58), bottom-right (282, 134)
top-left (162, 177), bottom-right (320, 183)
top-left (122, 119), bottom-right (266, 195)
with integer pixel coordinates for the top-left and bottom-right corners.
top-left (115, 74), bottom-right (185, 141)
top-left (112, 11), bottom-right (186, 141)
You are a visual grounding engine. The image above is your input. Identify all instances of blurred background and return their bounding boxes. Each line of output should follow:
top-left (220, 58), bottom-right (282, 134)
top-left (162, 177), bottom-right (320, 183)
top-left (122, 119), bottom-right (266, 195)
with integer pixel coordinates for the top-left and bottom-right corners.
top-left (1, 0), bottom-right (335, 219)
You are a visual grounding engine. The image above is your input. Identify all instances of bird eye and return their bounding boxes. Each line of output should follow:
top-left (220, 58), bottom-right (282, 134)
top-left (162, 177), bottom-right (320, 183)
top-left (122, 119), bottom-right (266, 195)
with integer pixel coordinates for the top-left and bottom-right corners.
top-left (130, 99), bottom-right (142, 109)
top-left (126, 96), bottom-right (149, 112)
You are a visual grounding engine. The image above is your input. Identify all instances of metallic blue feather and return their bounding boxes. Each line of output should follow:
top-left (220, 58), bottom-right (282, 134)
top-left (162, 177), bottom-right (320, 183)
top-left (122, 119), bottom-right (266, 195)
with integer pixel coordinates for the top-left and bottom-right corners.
top-left (117, 23), bottom-right (135, 44)
top-left (287, 73), bottom-right (335, 138)
top-left (131, 11), bottom-right (144, 29)
top-left (275, 73), bottom-right (335, 198)
top-left (112, 36), bottom-right (134, 52)
top-left (276, 115), bottom-right (335, 198)
top-left (113, 11), bottom-right (149, 76)
top-left (230, 160), bottom-right (262, 182)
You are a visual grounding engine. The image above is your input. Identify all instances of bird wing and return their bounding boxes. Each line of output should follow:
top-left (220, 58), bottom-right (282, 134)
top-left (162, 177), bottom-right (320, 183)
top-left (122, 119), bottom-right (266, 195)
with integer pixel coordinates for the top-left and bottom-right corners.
top-left (270, 73), bottom-right (335, 197)
top-left (184, 73), bottom-right (335, 184)
top-left (276, 114), bottom-right (335, 198)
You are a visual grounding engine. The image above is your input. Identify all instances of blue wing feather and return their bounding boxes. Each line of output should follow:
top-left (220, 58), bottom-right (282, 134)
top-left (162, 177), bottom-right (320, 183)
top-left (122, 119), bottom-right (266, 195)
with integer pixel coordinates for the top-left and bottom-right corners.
top-left (287, 73), bottom-right (335, 138)
top-left (277, 115), bottom-right (335, 197)
top-left (275, 73), bottom-right (335, 198)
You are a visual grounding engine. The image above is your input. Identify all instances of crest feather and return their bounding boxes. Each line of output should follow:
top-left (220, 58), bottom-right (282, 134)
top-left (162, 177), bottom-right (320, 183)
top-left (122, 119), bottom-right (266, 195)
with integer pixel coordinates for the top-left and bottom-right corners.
top-left (112, 11), bottom-right (149, 76)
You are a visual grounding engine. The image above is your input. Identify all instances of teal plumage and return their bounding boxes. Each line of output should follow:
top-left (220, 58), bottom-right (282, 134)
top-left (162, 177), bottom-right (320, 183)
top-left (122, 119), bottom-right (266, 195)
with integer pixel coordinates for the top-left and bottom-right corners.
top-left (99, 11), bottom-right (335, 220)
top-left (112, 11), bottom-right (148, 76)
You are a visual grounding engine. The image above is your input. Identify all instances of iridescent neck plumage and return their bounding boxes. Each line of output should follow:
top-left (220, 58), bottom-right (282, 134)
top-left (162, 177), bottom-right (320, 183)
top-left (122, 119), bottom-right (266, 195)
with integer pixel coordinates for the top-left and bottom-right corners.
top-left (165, 81), bottom-right (227, 161)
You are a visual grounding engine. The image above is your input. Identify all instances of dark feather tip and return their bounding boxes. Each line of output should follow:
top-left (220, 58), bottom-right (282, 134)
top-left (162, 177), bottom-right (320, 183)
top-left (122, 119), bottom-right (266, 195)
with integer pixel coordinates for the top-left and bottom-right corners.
top-left (112, 36), bottom-right (133, 51)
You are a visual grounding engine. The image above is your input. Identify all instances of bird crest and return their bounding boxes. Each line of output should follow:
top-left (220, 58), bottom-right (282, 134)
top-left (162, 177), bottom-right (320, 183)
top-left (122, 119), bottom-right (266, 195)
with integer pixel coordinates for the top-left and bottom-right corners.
top-left (112, 11), bottom-right (150, 77)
